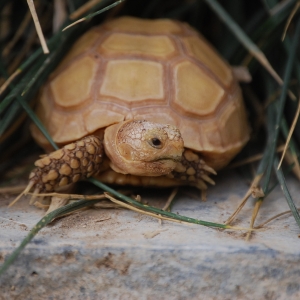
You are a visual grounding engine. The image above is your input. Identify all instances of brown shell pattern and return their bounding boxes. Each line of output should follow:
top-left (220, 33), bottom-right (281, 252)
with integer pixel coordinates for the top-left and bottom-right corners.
top-left (31, 16), bottom-right (250, 170)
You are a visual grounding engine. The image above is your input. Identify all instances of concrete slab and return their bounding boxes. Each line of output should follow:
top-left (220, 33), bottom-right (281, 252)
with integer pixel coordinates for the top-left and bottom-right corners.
top-left (0, 170), bottom-right (300, 299)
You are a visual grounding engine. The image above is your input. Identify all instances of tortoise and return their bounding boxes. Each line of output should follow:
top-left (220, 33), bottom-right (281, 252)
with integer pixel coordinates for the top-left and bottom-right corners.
top-left (21, 16), bottom-right (250, 201)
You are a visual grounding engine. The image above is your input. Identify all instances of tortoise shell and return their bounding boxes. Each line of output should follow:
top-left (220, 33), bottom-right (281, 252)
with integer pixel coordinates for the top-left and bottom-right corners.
top-left (31, 16), bottom-right (250, 170)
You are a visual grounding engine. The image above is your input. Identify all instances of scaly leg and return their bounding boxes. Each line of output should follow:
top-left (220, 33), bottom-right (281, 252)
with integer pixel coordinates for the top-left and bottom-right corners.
top-left (169, 149), bottom-right (217, 200)
top-left (10, 136), bottom-right (103, 206)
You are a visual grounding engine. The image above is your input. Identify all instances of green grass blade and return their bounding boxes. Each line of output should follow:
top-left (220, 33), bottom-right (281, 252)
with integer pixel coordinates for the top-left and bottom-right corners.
top-left (274, 156), bottom-right (300, 227)
top-left (63, 0), bottom-right (125, 31)
top-left (16, 96), bottom-right (58, 150)
top-left (88, 178), bottom-right (229, 229)
top-left (283, 37), bottom-right (300, 88)
top-left (0, 61), bottom-right (58, 149)
top-left (82, 0), bottom-right (125, 20)
top-left (21, 46), bottom-right (62, 96)
top-left (262, 18), bottom-right (300, 194)
top-left (0, 31), bottom-right (64, 104)
top-left (203, 0), bottom-right (284, 86)
top-left (229, 1), bottom-right (294, 63)
top-left (0, 101), bottom-right (20, 137)
top-left (280, 117), bottom-right (300, 161)
top-left (0, 66), bottom-right (40, 115)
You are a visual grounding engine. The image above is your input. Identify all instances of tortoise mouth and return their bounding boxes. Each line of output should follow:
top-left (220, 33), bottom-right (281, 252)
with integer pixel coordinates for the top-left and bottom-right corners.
top-left (155, 155), bottom-right (182, 163)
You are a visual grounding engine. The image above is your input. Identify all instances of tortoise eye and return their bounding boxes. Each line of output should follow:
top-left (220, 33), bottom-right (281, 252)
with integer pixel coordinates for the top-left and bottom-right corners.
top-left (149, 137), bottom-right (163, 149)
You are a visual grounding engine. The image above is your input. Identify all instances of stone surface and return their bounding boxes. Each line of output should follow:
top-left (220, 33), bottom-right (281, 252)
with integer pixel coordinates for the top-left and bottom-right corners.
top-left (0, 170), bottom-right (300, 299)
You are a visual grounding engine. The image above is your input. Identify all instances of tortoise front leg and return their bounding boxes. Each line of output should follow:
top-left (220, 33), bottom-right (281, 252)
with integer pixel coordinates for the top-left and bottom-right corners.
top-left (11, 136), bottom-right (104, 206)
top-left (170, 149), bottom-right (217, 200)
top-left (31, 136), bottom-right (104, 192)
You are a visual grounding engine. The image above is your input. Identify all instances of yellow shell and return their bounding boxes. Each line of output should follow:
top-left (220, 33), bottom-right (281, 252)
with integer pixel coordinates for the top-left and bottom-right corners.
top-left (32, 16), bottom-right (250, 170)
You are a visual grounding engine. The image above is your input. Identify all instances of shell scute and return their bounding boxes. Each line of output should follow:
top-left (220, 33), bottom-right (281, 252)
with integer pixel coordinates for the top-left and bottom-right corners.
top-left (218, 89), bottom-right (248, 148)
top-left (99, 33), bottom-right (177, 59)
top-left (83, 103), bottom-right (124, 133)
top-left (100, 60), bottom-right (164, 102)
top-left (200, 122), bottom-right (223, 151)
top-left (57, 30), bottom-right (100, 69)
top-left (103, 17), bottom-right (182, 34)
top-left (183, 36), bottom-right (232, 86)
top-left (50, 56), bottom-right (97, 107)
top-left (53, 113), bottom-right (87, 144)
top-left (173, 60), bottom-right (225, 117)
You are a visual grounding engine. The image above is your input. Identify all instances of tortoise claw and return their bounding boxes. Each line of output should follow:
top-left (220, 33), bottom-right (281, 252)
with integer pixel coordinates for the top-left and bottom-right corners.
top-left (202, 164), bottom-right (217, 175)
top-left (200, 174), bottom-right (215, 185)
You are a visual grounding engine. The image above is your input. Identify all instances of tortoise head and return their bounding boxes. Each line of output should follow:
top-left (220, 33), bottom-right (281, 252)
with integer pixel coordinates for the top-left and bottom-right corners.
top-left (104, 120), bottom-right (184, 176)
